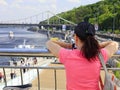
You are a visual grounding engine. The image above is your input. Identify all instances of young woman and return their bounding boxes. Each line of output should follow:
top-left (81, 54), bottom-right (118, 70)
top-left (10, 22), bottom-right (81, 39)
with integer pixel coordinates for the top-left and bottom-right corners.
top-left (46, 22), bottom-right (118, 90)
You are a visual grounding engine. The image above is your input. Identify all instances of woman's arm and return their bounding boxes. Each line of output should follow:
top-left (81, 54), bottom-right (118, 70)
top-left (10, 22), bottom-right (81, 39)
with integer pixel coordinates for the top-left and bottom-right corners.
top-left (99, 41), bottom-right (119, 58)
top-left (46, 40), bottom-right (72, 57)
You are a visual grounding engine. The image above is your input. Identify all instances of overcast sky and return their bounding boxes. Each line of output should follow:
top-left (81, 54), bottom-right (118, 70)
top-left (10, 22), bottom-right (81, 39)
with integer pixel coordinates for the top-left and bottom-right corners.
top-left (0, 0), bottom-right (101, 22)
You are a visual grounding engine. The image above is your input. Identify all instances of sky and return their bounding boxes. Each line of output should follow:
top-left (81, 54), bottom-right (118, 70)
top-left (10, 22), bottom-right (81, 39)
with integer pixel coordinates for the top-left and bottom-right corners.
top-left (0, 0), bottom-right (101, 23)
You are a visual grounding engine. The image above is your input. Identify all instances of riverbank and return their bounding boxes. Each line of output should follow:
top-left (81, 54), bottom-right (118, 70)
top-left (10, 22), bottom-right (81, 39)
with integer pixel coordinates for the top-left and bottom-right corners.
top-left (27, 29), bottom-right (65, 40)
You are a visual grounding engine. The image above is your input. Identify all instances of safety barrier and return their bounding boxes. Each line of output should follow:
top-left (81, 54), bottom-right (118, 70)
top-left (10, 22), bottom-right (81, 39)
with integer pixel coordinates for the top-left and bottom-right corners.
top-left (0, 66), bottom-right (64, 90)
top-left (0, 48), bottom-right (120, 90)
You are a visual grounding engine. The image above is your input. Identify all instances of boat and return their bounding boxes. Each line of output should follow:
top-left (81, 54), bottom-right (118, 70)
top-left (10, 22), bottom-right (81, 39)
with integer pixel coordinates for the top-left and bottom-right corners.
top-left (9, 39), bottom-right (35, 66)
top-left (9, 31), bottom-right (14, 39)
top-left (15, 39), bottom-right (34, 49)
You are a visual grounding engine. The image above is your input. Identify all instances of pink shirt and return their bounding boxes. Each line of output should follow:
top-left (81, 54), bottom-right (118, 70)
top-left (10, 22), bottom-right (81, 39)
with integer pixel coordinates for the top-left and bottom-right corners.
top-left (59, 48), bottom-right (108, 90)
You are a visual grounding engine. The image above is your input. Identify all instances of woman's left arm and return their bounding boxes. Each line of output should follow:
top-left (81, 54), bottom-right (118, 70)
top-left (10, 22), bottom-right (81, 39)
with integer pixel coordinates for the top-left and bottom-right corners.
top-left (46, 40), bottom-right (72, 57)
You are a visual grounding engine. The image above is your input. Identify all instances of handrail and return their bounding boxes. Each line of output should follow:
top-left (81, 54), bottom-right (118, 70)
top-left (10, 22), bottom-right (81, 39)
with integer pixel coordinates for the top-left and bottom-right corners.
top-left (0, 66), bottom-right (120, 70)
top-left (0, 48), bottom-right (120, 57)
top-left (0, 66), bottom-right (64, 69)
top-left (0, 48), bottom-right (53, 57)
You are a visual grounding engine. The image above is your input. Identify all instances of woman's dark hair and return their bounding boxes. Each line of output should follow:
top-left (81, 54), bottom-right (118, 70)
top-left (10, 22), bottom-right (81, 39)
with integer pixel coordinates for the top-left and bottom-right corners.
top-left (74, 22), bottom-right (99, 61)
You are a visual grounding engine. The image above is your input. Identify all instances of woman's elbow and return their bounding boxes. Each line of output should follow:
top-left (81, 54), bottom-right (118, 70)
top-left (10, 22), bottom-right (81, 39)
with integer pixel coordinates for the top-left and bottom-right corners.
top-left (113, 42), bottom-right (119, 52)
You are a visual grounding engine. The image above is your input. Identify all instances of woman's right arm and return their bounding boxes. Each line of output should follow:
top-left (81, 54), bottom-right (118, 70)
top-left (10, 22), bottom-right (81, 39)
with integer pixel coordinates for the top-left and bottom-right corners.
top-left (46, 40), bottom-right (72, 57)
top-left (99, 41), bottom-right (119, 59)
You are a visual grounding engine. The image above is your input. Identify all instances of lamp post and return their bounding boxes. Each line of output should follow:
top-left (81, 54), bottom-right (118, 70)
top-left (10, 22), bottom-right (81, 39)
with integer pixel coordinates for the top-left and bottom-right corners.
top-left (112, 3), bottom-right (116, 34)
top-left (94, 7), bottom-right (99, 31)
top-left (112, 0), bottom-right (119, 34)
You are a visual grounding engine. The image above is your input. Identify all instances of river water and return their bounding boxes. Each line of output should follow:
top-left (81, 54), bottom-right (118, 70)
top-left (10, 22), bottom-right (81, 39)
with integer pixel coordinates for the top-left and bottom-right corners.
top-left (0, 26), bottom-right (48, 65)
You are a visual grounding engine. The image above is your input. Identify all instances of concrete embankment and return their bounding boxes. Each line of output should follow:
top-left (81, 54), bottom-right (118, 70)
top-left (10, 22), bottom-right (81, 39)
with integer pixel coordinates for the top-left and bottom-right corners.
top-left (96, 33), bottom-right (120, 42)
top-left (27, 29), bottom-right (65, 40)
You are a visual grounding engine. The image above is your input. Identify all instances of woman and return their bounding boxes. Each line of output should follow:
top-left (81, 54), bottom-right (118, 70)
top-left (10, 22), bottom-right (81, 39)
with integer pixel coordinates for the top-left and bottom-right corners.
top-left (46, 22), bottom-right (118, 90)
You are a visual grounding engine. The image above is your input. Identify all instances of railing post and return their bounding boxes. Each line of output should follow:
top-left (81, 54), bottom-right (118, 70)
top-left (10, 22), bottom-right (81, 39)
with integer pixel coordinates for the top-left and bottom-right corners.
top-left (37, 68), bottom-right (40, 90)
top-left (54, 69), bottom-right (57, 90)
top-left (20, 68), bottom-right (23, 85)
top-left (3, 68), bottom-right (7, 86)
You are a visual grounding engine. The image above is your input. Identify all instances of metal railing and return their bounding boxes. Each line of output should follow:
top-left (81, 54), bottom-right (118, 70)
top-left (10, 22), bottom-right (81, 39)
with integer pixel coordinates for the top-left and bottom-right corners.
top-left (0, 48), bottom-right (65, 90)
top-left (0, 48), bottom-right (52, 57)
top-left (0, 48), bottom-right (120, 90)
top-left (0, 66), bottom-right (64, 90)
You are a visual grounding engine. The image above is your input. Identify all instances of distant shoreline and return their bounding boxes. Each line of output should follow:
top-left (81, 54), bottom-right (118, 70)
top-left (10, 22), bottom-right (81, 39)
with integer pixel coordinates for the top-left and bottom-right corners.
top-left (27, 29), bottom-right (65, 40)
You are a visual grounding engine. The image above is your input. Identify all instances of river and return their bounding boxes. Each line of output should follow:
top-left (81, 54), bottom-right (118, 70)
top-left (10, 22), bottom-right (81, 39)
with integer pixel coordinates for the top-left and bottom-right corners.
top-left (0, 26), bottom-right (48, 65)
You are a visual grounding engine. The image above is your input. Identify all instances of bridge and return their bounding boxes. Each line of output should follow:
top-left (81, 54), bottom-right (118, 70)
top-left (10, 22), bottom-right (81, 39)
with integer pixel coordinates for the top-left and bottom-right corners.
top-left (0, 11), bottom-right (76, 29)
top-left (0, 23), bottom-right (75, 28)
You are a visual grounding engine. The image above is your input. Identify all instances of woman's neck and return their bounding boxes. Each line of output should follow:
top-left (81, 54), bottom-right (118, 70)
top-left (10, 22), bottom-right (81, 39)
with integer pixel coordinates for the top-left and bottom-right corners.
top-left (75, 40), bottom-right (83, 50)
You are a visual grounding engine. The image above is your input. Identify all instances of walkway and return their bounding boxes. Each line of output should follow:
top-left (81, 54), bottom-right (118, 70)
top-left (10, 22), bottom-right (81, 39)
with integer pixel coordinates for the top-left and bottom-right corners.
top-left (31, 63), bottom-right (66, 90)
top-left (0, 57), bottom-right (52, 90)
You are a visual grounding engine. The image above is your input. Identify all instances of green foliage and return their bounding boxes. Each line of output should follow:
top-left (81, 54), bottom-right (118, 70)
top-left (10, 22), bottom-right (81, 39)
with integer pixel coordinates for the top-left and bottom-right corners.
top-left (44, 0), bottom-right (120, 32)
top-left (114, 30), bottom-right (120, 34)
top-left (114, 62), bottom-right (120, 79)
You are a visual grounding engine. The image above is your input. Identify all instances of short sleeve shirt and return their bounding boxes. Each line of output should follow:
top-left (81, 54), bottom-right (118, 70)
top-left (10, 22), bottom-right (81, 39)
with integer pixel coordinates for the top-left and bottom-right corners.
top-left (59, 48), bottom-right (108, 90)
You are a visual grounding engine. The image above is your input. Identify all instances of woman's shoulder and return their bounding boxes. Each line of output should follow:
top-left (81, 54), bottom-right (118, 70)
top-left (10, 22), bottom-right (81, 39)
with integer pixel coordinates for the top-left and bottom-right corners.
top-left (59, 48), bottom-right (82, 58)
top-left (60, 48), bottom-right (73, 53)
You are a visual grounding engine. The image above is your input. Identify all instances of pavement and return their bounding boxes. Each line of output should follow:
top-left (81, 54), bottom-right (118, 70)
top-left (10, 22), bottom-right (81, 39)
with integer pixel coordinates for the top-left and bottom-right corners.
top-left (30, 63), bottom-right (66, 90)
top-left (0, 58), bottom-right (53, 90)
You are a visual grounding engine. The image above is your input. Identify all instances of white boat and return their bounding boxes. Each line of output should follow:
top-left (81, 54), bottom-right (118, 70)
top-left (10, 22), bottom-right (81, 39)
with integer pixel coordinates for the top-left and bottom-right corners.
top-left (15, 39), bottom-right (34, 49)
top-left (9, 31), bottom-right (14, 39)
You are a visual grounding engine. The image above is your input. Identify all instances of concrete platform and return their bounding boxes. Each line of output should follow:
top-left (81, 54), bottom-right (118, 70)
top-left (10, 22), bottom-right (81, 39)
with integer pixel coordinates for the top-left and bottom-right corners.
top-left (30, 64), bottom-right (66, 90)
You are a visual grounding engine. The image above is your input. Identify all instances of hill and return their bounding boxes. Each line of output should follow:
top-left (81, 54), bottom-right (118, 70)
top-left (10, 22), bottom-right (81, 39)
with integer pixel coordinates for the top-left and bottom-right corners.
top-left (49, 0), bottom-right (120, 32)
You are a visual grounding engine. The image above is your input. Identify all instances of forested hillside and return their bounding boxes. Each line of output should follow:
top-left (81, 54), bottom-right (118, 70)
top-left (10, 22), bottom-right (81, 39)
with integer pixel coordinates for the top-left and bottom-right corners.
top-left (49, 0), bottom-right (120, 32)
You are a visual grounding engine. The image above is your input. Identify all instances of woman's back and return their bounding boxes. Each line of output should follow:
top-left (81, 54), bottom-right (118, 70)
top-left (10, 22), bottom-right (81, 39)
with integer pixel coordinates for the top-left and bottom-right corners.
top-left (59, 48), bottom-right (108, 90)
